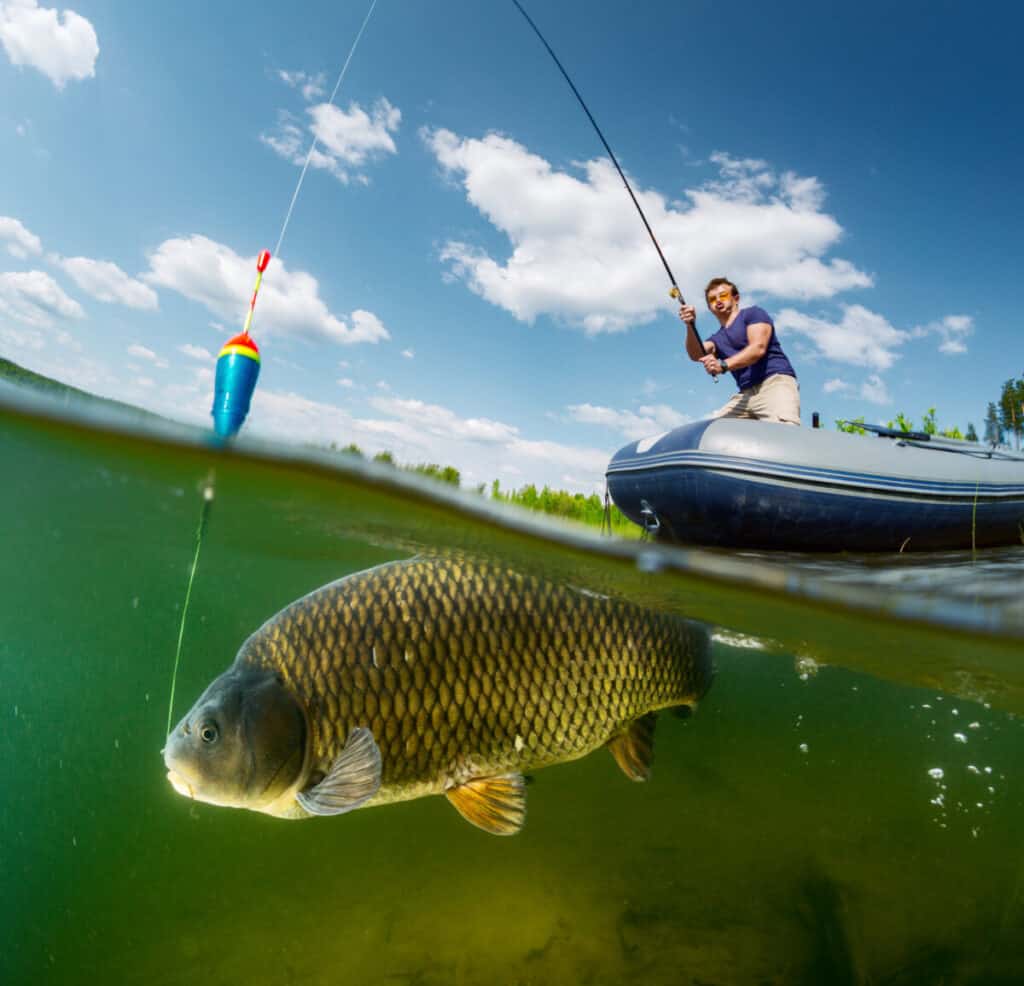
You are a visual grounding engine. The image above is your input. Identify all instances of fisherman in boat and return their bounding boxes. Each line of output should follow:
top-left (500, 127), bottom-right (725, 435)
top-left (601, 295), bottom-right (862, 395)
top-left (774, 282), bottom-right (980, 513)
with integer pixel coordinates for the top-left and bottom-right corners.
top-left (679, 277), bottom-right (801, 425)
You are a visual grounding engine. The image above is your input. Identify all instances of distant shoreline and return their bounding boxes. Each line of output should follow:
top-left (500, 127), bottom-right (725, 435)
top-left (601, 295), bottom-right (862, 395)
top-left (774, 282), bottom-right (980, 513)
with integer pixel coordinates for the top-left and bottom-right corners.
top-left (0, 356), bottom-right (167, 425)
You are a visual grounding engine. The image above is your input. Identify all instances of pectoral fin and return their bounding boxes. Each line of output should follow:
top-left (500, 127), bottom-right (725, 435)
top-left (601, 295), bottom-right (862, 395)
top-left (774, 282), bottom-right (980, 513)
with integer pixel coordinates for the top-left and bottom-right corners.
top-left (297, 727), bottom-right (382, 817)
top-left (445, 773), bottom-right (526, 835)
top-left (607, 713), bottom-right (657, 782)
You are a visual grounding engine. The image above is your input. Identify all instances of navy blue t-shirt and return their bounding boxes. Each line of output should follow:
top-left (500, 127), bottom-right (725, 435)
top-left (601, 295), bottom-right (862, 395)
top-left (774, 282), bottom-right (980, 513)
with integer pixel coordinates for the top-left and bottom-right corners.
top-left (707, 305), bottom-right (796, 392)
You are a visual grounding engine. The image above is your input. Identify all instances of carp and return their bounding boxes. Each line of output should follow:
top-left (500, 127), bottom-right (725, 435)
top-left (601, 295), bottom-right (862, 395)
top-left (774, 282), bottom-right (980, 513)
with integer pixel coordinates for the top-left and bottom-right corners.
top-left (164, 555), bottom-right (712, 834)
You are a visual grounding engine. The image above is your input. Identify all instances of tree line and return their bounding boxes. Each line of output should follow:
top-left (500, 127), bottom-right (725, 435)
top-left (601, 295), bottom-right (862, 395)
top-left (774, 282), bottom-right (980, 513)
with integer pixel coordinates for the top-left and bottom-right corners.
top-left (321, 441), bottom-right (637, 536)
top-left (836, 377), bottom-right (1024, 447)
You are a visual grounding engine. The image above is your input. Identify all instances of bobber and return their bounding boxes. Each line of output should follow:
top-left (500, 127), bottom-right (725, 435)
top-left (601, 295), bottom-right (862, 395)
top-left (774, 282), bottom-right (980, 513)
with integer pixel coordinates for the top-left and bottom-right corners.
top-left (210, 249), bottom-right (270, 438)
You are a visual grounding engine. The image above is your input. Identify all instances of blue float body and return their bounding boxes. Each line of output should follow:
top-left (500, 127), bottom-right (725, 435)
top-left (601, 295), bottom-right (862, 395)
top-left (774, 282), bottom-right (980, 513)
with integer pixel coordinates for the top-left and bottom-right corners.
top-left (606, 419), bottom-right (1024, 551)
top-left (211, 352), bottom-right (260, 438)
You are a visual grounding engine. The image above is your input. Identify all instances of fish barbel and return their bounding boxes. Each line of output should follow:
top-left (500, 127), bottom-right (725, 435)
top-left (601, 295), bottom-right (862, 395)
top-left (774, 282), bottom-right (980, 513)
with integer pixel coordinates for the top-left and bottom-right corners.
top-left (164, 555), bottom-right (712, 834)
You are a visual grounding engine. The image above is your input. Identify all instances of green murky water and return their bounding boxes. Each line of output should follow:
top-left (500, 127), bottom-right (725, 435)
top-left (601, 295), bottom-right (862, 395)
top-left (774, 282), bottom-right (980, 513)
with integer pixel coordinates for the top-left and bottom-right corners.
top-left (2, 388), bottom-right (1023, 985)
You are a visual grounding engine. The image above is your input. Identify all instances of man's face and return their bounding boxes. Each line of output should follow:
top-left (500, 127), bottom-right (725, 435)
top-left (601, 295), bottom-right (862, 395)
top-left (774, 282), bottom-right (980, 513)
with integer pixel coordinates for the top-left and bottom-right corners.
top-left (706, 285), bottom-right (738, 318)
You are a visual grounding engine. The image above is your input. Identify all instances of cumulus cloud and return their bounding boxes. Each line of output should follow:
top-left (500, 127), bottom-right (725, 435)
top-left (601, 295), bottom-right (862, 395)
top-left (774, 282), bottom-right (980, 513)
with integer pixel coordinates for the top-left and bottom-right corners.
top-left (56, 256), bottom-right (158, 310)
top-left (223, 388), bottom-right (609, 493)
top-left (0, 0), bottom-right (99, 89)
top-left (912, 313), bottom-right (973, 355)
top-left (179, 343), bottom-right (212, 361)
top-left (424, 129), bottom-right (871, 333)
top-left (823, 374), bottom-right (890, 405)
top-left (262, 97), bottom-right (400, 185)
top-left (567, 402), bottom-right (690, 440)
top-left (370, 395), bottom-right (520, 444)
top-left (127, 343), bottom-right (168, 368)
top-left (277, 69), bottom-right (325, 102)
top-left (0, 269), bottom-right (83, 327)
top-left (0, 215), bottom-right (42, 258)
top-left (776, 304), bottom-right (908, 370)
top-left (859, 374), bottom-right (892, 405)
top-left (143, 235), bottom-right (389, 345)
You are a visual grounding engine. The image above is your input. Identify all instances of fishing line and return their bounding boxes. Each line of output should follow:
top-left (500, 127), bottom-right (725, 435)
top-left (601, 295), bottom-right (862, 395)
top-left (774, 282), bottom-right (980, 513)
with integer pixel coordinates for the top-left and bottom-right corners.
top-left (166, 481), bottom-right (214, 736)
top-left (510, 0), bottom-right (703, 348)
top-left (272, 0), bottom-right (380, 262)
top-left (168, 3), bottom-right (379, 735)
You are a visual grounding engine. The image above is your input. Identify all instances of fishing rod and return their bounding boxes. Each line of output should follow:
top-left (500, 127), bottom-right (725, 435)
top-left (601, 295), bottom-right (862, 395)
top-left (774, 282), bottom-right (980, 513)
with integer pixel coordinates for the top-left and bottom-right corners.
top-left (510, 0), bottom-right (704, 352)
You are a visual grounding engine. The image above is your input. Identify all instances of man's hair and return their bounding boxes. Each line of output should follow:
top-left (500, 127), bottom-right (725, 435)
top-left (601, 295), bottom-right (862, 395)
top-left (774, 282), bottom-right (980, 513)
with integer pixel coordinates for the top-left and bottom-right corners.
top-left (704, 277), bottom-right (738, 300)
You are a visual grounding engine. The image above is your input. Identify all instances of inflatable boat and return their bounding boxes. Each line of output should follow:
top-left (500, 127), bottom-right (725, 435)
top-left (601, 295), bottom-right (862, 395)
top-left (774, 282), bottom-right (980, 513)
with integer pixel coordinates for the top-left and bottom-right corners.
top-left (606, 419), bottom-right (1024, 551)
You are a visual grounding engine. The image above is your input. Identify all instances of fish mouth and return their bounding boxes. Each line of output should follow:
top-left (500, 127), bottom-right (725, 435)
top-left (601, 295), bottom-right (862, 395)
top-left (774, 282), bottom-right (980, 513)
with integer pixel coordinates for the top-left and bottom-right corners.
top-left (166, 769), bottom-right (195, 799)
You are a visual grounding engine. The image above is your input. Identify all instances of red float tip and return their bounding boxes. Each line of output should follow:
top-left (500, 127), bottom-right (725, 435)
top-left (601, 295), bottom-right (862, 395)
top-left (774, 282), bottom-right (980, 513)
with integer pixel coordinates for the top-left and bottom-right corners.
top-left (224, 331), bottom-right (260, 352)
top-left (257, 250), bottom-right (271, 272)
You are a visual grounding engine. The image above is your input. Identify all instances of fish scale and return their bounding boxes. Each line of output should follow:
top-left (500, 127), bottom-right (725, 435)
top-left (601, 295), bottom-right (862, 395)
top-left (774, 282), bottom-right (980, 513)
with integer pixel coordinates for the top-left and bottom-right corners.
top-left (238, 555), bottom-right (711, 807)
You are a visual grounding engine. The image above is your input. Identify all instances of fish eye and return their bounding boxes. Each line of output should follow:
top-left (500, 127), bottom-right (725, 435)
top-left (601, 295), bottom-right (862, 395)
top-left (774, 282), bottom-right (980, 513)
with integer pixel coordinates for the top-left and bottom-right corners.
top-left (199, 722), bottom-right (219, 744)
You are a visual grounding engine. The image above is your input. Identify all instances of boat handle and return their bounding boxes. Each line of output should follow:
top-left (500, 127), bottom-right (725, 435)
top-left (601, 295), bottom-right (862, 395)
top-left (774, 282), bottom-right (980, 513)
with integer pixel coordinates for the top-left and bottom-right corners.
top-left (639, 499), bottom-right (661, 536)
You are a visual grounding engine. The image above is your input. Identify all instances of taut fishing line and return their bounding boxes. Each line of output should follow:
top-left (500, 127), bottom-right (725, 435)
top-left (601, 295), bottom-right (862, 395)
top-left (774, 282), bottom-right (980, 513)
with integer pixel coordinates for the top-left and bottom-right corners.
top-left (509, 0), bottom-right (704, 349)
top-left (166, 0), bottom-right (379, 735)
top-left (167, 481), bottom-right (214, 736)
top-left (273, 0), bottom-right (380, 262)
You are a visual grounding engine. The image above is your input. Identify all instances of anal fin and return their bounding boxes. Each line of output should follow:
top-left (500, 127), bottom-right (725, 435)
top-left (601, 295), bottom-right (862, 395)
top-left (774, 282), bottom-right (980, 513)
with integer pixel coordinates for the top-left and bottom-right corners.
top-left (607, 712), bottom-right (657, 782)
top-left (445, 773), bottom-right (526, 836)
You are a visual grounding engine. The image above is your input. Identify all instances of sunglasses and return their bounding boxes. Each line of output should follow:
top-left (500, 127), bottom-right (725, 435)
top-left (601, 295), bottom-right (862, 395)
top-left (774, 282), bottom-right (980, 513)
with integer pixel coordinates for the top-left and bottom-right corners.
top-left (706, 291), bottom-right (735, 304)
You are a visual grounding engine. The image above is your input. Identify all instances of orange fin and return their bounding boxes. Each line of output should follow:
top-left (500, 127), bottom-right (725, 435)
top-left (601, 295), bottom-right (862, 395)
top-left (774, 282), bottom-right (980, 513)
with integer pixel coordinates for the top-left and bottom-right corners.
top-left (445, 773), bottom-right (526, 836)
top-left (607, 713), bottom-right (657, 782)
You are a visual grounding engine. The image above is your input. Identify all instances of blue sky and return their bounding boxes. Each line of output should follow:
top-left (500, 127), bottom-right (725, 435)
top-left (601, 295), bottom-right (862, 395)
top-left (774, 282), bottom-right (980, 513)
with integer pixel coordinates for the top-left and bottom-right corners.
top-left (2, 0), bottom-right (1022, 492)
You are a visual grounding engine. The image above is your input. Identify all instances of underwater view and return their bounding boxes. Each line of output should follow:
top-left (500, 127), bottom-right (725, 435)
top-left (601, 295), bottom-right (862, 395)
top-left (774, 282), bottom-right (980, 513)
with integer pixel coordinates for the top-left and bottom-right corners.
top-left (3, 389), bottom-right (1023, 986)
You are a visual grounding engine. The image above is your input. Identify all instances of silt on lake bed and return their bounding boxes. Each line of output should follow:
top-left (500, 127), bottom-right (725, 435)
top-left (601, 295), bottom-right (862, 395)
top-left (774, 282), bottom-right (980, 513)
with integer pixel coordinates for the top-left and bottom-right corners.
top-left (2, 392), bottom-right (1024, 985)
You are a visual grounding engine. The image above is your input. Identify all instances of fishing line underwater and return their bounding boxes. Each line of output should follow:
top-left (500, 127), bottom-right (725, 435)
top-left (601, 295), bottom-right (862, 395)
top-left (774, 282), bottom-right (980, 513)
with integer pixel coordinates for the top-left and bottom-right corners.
top-left (165, 0), bottom-right (379, 737)
top-left (165, 0), bottom-right (696, 734)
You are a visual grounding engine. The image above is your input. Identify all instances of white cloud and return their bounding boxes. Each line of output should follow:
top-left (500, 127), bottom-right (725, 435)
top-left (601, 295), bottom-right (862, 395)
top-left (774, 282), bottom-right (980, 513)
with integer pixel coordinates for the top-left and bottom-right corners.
top-left (143, 235), bottom-right (390, 345)
top-left (401, 348), bottom-right (414, 359)
top-left (229, 389), bottom-right (610, 494)
top-left (776, 304), bottom-right (908, 370)
top-left (179, 343), bottom-right (212, 361)
top-left (913, 313), bottom-right (973, 355)
top-left (0, 215), bottom-right (42, 258)
top-left (262, 97), bottom-right (400, 185)
top-left (127, 343), bottom-right (168, 368)
top-left (424, 129), bottom-right (871, 333)
top-left (277, 69), bottom-right (325, 102)
top-left (0, 0), bottom-right (99, 89)
top-left (859, 374), bottom-right (891, 405)
top-left (0, 269), bottom-right (83, 327)
top-left (567, 402), bottom-right (689, 440)
top-left (338, 377), bottom-right (354, 388)
top-left (823, 377), bottom-right (851, 394)
top-left (370, 395), bottom-right (520, 444)
top-left (56, 256), bottom-right (158, 310)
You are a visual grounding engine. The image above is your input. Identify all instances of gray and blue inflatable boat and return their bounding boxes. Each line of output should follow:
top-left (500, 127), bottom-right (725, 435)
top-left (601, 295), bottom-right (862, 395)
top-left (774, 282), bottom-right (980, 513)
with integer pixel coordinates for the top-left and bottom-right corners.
top-left (606, 419), bottom-right (1024, 551)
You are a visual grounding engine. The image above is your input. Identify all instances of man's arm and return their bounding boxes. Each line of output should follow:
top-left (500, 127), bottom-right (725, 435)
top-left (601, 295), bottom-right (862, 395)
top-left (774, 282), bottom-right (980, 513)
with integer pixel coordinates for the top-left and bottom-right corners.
top-left (711, 321), bottom-right (771, 374)
top-left (679, 306), bottom-right (715, 360)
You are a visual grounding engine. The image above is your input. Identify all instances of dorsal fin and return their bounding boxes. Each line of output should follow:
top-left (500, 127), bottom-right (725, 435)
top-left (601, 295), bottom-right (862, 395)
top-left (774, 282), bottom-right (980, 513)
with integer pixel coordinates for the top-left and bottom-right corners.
top-left (297, 727), bottom-right (381, 816)
top-left (445, 773), bottom-right (526, 835)
top-left (607, 713), bottom-right (657, 782)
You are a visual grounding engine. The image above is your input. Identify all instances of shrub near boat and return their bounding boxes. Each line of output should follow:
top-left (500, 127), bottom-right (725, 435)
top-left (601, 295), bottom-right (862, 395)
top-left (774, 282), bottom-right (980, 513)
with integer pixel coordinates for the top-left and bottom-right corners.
top-left (606, 419), bottom-right (1024, 552)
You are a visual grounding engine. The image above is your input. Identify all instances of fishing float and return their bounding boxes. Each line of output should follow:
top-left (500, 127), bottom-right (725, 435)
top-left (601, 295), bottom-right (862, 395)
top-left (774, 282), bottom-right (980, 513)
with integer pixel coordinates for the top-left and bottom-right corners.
top-left (211, 249), bottom-right (268, 439)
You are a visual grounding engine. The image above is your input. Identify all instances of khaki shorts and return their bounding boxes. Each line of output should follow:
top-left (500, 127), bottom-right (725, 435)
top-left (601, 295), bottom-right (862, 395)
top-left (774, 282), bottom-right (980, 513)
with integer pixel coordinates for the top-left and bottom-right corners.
top-left (713, 373), bottom-right (801, 425)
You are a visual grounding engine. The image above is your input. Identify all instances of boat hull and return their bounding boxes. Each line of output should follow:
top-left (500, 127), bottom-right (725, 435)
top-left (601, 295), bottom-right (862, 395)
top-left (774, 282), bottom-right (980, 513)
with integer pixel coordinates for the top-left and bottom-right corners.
top-left (606, 420), bottom-right (1024, 552)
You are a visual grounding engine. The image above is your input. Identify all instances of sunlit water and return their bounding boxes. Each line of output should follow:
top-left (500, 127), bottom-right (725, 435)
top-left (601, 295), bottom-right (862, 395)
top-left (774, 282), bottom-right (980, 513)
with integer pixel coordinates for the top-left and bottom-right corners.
top-left (2, 387), bottom-right (1022, 985)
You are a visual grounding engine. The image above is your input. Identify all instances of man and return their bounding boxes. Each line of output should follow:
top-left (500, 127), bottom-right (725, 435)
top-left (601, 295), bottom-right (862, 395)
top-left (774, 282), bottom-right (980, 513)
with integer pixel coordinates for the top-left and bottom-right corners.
top-left (679, 277), bottom-right (800, 425)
